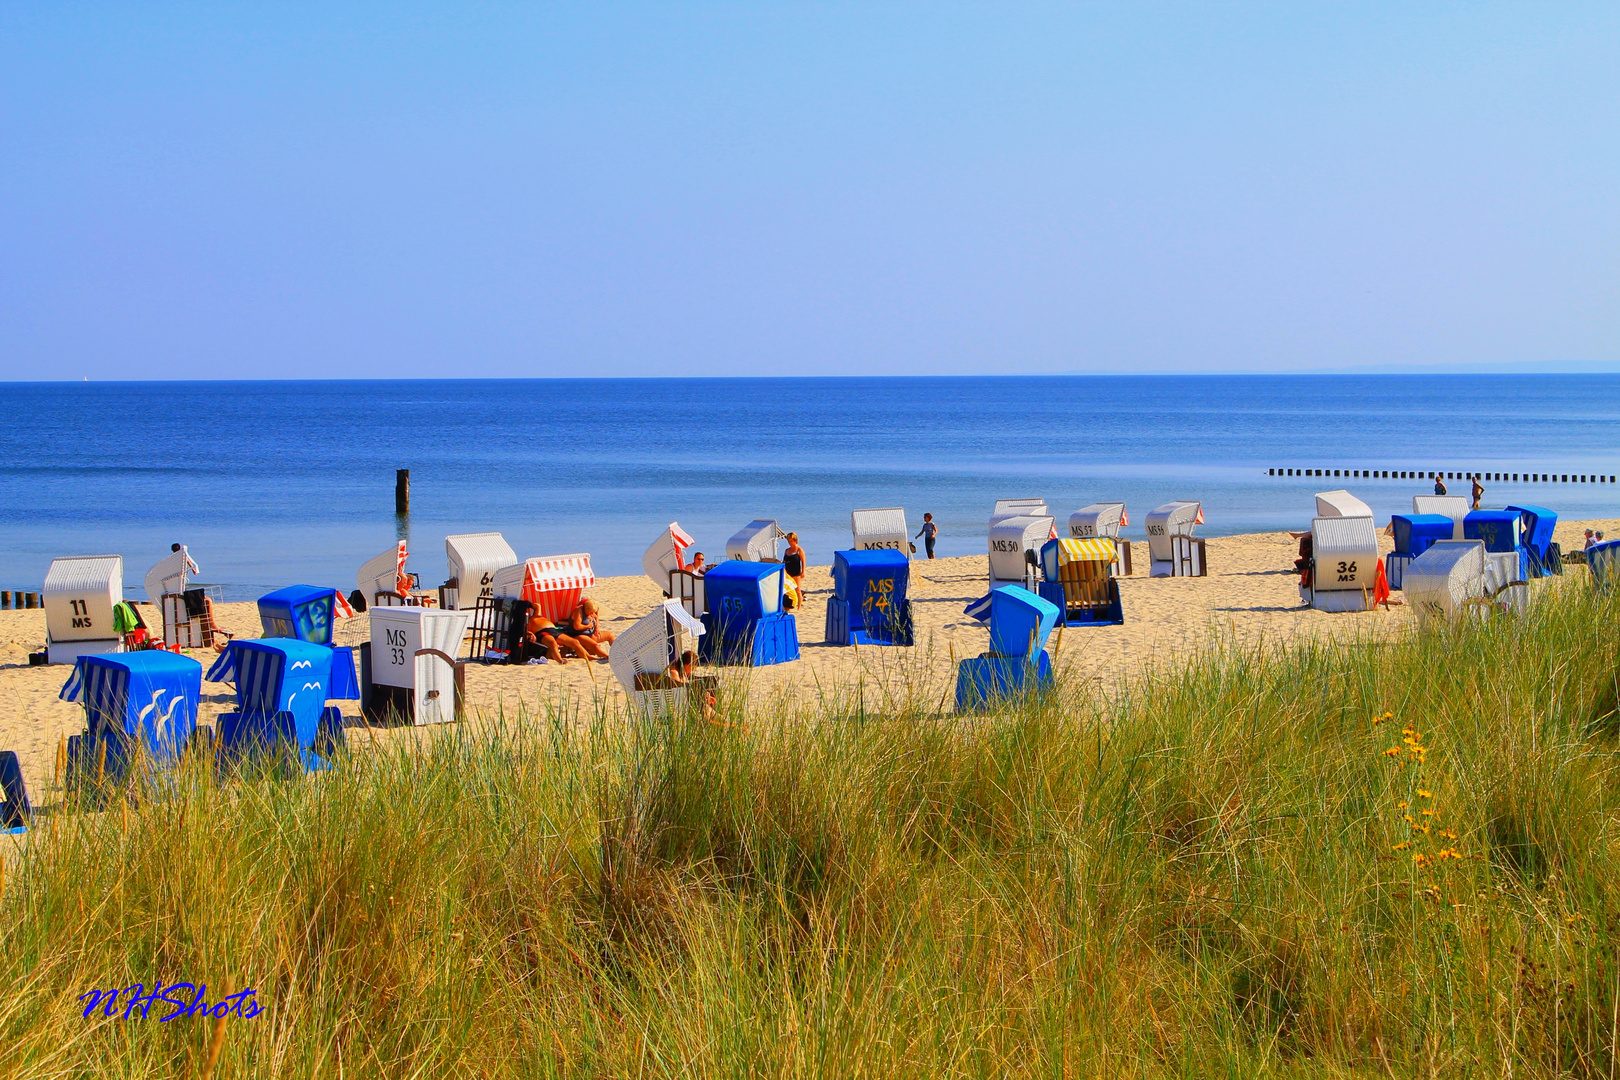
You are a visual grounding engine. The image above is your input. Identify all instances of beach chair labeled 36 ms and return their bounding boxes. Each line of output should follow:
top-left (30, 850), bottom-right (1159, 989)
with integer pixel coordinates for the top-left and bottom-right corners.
top-left (956, 586), bottom-right (1059, 712)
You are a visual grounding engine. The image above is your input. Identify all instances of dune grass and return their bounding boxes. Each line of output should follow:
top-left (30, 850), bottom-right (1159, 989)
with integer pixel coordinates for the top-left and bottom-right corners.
top-left (4, 577), bottom-right (1620, 1078)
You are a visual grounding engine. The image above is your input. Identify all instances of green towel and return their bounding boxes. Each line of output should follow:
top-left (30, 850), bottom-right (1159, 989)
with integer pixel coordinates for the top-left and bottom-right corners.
top-left (112, 601), bottom-right (142, 634)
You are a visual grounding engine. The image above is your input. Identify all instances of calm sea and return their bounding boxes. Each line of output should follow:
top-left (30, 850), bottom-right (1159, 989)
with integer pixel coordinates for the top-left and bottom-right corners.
top-left (2, 375), bottom-right (1618, 600)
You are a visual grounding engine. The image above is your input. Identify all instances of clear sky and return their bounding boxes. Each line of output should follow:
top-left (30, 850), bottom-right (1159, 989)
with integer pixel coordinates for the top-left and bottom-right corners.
top-left (2, 3), bottom-right (1616, 380)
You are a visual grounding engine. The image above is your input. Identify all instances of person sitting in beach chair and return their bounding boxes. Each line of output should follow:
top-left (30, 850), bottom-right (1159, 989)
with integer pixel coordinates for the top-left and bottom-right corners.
top-left (522, 613), bottom-right (591, 664)
top-left (688, 552), bottom-right (707, 576)
top-left (567, 599), bottom-right (614, 655)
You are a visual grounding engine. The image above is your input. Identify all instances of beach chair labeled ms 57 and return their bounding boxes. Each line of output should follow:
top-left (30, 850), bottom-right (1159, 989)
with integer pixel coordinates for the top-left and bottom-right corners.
top-left (956, 586), bottom-right (1059, 712)
top-left (825, 548), bottom-right (914, 645)
top-left (1068, 503), bottom-right (1131, 575)
top-left (698, 560), bottom-right (800, 666)
top-left (60, 650), bottom-right (203, 786)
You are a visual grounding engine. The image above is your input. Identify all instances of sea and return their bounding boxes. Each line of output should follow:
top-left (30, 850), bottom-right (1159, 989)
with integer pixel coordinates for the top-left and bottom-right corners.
top-left (2, 375), bottom-right (1618, 601)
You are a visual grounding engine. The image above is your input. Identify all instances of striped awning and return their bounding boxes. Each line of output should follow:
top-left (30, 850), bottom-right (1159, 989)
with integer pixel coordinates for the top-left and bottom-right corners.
top-left (520, 554), bottom-right (596, 622)
top-left (1055, 538), bottom-right (1117, 563)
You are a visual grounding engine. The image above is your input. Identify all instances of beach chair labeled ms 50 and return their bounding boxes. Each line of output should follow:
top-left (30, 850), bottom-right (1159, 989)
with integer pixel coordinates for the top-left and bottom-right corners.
top-left (699, 560), bottom-right (800, 666)
top-left (60, 650), bottom-right (203, 786)
top-left (1038, 538), bottom-right (1124, 625)
top-left (956, 586), bottom-right (1059, 712)
top-left (825, 549), bottom-right (914, 645)
top-left (207, 639), bottom-right (359, 770)
top-left (988, 514), bottom-right (1055, 591)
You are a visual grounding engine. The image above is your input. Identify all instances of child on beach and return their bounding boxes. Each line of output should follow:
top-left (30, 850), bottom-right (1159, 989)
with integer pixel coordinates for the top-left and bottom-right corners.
top-left (915, 513), bottom-right (938, 559)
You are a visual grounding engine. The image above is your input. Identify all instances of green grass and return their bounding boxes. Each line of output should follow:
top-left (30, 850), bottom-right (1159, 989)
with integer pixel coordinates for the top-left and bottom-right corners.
top-left (5, 576), bottom-right (1620, 1078)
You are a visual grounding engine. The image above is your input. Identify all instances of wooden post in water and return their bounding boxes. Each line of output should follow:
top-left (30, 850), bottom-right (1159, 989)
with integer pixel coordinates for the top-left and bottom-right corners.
top-left (395, 469), bottom-right (410, 515)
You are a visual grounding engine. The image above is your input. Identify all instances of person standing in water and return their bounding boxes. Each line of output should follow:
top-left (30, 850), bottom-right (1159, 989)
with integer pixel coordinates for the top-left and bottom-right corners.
top-left (915, 513), bottom-right (938, 559)
top-left (1471, 474), bottom-right (1484, 509)
top-left (1433, 473), bottom-right (1448, 496)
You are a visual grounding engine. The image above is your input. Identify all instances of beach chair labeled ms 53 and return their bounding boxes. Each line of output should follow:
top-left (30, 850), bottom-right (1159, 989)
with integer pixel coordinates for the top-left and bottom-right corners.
top-left (43, 555), bottom-right (125, 664)
top-left (699, 560), bottom-right (800, 666)
top-left (825, 549), bottom-right (914, 645)
top-left (60, 650), bottom-right (203, 786)
top-left (956, 586), bottom-right (1059, 712)
top-left (207, 639), bottom-right (360, 770)
top-left (851, 508), bottom-right (909, 553)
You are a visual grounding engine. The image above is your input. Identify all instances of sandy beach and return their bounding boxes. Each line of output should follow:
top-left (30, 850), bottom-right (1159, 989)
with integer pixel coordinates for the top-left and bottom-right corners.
top-left (3, 518), bottom-right (1613, 805)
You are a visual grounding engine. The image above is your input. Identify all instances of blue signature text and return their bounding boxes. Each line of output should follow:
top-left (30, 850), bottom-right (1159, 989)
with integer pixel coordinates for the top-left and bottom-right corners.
top-left (78, 983), bottom-right (262, 1022)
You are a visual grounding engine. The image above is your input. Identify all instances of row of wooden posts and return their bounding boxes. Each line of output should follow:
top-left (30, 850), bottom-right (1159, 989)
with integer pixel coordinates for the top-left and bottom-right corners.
top-left (0, 592), bottom-right (41, 610)
top-left (1270, 468), bottom-right (1616, 484)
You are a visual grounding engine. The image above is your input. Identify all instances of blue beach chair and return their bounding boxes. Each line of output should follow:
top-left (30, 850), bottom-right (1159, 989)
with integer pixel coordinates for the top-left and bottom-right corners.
top-left (956, 586), bottom-right (1059, 712)
top-left (825, 549), bottom-right (914, 645)
top-left (1505, 505), bottom-right (1562, 577)
top-left (698, 560), bottom-right (800, 666)
top-left (206, 638), bottom-right (359, 770)
top-left (59, 650), bottom-right (204, 788)
top-left (257, 585), bottom-right (342, 645)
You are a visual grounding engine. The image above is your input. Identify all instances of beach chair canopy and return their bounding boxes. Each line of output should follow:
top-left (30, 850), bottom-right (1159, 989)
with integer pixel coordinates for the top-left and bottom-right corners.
top-left (1463, 510), bottom-right (1521, 554)
top-left (1144, 502), bottom-right (1203, 563)
top-left (1309, 516), bottom-right (1379, 593)
top-left (1314, 490), bottom-right (1373, 519)
top-left (988, 515), bottom-right (1055, 584)
top-left (445, 532), bottom-right (516, 607)
top-left (206, 638), bottom-right (358, 757)
top-left (1403, 540), bottom-right (1487, 617)
top-left (1068, 503), bottom-right (1127, 538)
top-left (642, 523), bottom-right (696, 590)
top-left (358, 541), bottom-right (410, 601)
top-left (702, 560), bottom-right (784, 623)
top-left (491, 554), bottom-right (595, 623)
top-left (991, 499), bottom-right (1048, 526)
top-left (726, 519), bottom-right (787, 562)
top-left (832, 548), bottom-right (910, 625)
top-left (143, 547), bottom-right (198, 605)
top-left (850, 507), bottom-right (909, 552)
top-left (43, 555), bottom-right (123, 645)
top-left (1412, 495), bottom-right (1469, 540)
top-left (1391, 514), bottom-right (1454, 558)
top-left (610, 600), bottom-right (706, 694)
top-left (59, 650), bottom-right (202, 764)
top-left (1505, 506), bottom-right (1557, 563)
top-left (1038, 537), bottom-right (1117, 581)
top-left (988, 585), bottom-right (1060, 659)
top-left (258, 585), bottom-right (344, 645)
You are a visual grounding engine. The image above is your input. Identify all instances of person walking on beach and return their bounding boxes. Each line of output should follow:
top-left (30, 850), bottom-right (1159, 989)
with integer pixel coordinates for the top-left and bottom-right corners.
top-left (782, 532), bottom-right (806, 609)
top-left (915, 513), bottom-right (938, 559)
top-left (1471, 474), bottom-right (1484, 509)
top-left (1433, 473), bottom-right (1448, 496)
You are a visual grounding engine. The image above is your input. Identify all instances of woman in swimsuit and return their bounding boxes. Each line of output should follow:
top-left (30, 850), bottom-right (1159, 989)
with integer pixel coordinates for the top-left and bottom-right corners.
top-left (524, 613), bottom-right (590, 663)
top-left (782, 532), bottom-right (806, 609)
top-left (565, 600), bottom-right (613, 660)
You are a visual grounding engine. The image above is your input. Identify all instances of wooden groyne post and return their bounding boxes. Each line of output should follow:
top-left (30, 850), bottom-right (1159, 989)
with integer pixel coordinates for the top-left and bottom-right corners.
top-left (396, 469), bottom-right (410, 515)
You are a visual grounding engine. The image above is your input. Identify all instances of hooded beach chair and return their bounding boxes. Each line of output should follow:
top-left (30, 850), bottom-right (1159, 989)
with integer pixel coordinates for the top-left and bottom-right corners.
top-left (726, 519), bottom-right (787, 562)
top-left (1068, 503), bottom-right (1131, 575)
top-left (42, 555), bottom-right (124, 664)
top-left (1314, 490), bottom-right (1373, 519)
top-left (956, 586), bottom-right (1059, 711)
top-left (358, 541), bottom-right (415, 607)
top-left (1302, 515), bottom-right (1383, 612)
top-left (1504, 506), bottom-right (1562, 578)
top-left (850, 508), bottom-right (909, 553)
top-left (1464, 510), bottom-right (1526, 588)
top-left (366, 606), bottom-right (473, 724)
top-left (991, 499), bottom-right (1049, 526)
top-left (491, 553), bottom-right (595, 623)
top-left (1144, 501), bottom-right (1205, 577)
top-left (611, 600), bottom-right (711, 716)
top-left (698, 560), bottom-right (799, 666)
top-left (824, 549), bottom-right (914, 645)
top-left (206, 638), bottom-right (359, 770)
top-left (1386, 514), bottom-right (1454, 589)
top-left (143, 546), bottom-right (214, 648)
top-left (258, 585), bottom-right (352, 645)
top-left (60, 650), bottom-right (203, 785)
top-left (1412, 495), bottom-right (1470, 541)
top-left (1589, 539), bottom-right (1620, 590)
top-left (443, 532), bottom-right (517, 610)
top-left (988, 514), bottom-right (1055, 590)
top-left (1403, 540), bottom-right (1489, 620)
top-left (1037, 538), bottom-right (1124, 625)
top-left (642, 522), bottom-right (703, 618)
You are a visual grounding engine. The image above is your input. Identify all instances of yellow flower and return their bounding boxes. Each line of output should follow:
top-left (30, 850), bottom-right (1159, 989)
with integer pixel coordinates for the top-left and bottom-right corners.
top-left (1398, 801), bottom-right (1409, 809)
top-left (1417, 789), bottom-right (1432, 799)
top-left (1421, 809), bottom-right (1435, 817)
top-left (1384, 712), bottom-right (1394, 718)
top-left (1383, 748), bottom-right (1401, 757)
top-left (1391, 841), bottom-right (1410, 851)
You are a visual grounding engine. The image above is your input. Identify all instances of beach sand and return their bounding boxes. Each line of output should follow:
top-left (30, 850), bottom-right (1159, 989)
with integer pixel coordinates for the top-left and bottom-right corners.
top-left (3, 518), bottom-right (1613, 806)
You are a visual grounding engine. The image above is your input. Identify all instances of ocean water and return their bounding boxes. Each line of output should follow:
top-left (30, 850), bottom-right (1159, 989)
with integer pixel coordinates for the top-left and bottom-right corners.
top-left (2, 375), bottom-right (1618, 600)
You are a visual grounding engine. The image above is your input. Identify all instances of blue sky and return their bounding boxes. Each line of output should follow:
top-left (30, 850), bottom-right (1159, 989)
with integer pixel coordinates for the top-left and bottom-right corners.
top-left (1, 3), bottom-right (1616, 380)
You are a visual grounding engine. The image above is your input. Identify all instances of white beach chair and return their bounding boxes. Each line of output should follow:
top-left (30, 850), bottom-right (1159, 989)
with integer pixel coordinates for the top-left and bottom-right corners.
top-left (1144, 501), bottom-right (1204, 577)
top-left (726, 520), bottom-right (787, 562)
top-left (991, 499), bottom-right (1049, 526)
top-left (143, 547), bottom-right (213, 647)
top-left (642, 522), bottom-right (696, 595)
top-left (610, 600), bottom-right (708, 717)
top-left (368, 606), bottom-right (473, 723)
top-left (1303, 515), bottom-right (1379, 612)
top-left (1314, 490), bottom-right (1373, 519)
top-left (851, 508), bottom-right (909, 553)
top-left (1068, 503), bottom-right (1130, 575)
top-left (987, 514), bottom-right (1054, 590)
top-left (359, 541), bottom-right (413, 607)
top-left (1403, 540), bottom-right (1488, 620)
top-left (43, 555), bottom-right (124, 664)
top-left (1412, 495), bottom-right (1470, 541)
top-left (443, 532), bottom-right (516, 611)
